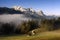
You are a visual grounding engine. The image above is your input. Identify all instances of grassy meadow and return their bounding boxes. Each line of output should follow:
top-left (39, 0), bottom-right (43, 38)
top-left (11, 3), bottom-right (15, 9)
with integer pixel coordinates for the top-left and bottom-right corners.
top-left (0, 30), bottom-right (60, 40)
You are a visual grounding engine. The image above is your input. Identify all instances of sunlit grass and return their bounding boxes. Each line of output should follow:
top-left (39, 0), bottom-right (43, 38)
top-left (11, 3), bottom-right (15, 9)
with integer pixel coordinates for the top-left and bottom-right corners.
top-left (0, 31), bottom-right (60, 40)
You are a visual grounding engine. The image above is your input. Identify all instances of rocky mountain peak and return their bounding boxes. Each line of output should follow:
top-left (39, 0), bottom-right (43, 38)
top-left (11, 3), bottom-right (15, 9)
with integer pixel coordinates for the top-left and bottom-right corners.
top-left (13, 6), bottom-right (27, 12)
top-left (37, 10), bottom-right (45, 16)
top-left (12, 6), bottom-right (45, 16)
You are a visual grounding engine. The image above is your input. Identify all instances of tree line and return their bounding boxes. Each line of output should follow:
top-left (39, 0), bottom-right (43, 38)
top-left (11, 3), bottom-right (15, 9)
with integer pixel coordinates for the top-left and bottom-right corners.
top-left (0, 17), bottom-right (60, 35)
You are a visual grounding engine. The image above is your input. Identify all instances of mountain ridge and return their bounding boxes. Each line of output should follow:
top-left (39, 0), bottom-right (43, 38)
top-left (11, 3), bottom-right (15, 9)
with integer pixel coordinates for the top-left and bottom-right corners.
top-left (0, 6), bottom-right (57, 20)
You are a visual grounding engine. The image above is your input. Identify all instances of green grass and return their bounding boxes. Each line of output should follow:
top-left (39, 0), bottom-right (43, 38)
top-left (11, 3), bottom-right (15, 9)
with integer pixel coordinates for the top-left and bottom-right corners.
top-left (0, 31), bottom-right (60, 40)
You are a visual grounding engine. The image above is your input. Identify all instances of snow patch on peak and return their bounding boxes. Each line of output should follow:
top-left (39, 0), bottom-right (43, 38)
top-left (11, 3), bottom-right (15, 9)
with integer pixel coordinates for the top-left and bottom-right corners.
top-left (13, 6), bottom-right (45, 16)
top-left (13, 6), bottom-right (27, 12)
top-left (37, 10), bottom-right (45, 16)
top-left (28, 8), bottom-right (35, 12)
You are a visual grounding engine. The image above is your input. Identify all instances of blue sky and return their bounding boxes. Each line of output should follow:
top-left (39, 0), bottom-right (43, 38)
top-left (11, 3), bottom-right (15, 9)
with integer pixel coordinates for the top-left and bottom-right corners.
top-left (0, 0), bottom-right (60, 16)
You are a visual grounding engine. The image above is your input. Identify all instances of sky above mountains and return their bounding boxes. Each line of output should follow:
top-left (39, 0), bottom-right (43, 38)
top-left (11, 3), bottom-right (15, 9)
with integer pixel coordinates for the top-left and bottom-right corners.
top-left (0, 0), bottom-right (60, 16)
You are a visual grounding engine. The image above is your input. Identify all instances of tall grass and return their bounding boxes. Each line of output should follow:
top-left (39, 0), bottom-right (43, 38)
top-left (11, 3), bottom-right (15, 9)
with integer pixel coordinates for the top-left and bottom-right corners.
top-left (0, 31), bottom-right (60, 40)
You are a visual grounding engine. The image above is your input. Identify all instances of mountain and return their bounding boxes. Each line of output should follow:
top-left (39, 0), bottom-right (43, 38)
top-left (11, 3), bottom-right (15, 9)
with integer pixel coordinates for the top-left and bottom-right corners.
top-left (45, 15), bottom-right (58, 19)
top-left (13, 6), bottom-right (35, 12)
top-left (0, 6), bottom-right (46, 24)
top-left (13, 6), bottom-right (46, 19)
top-left (0, 6), bottom-right (45, 16)
top-left (0, 6), bottom-right (57, 20)
top-left (0, 7), bottom-right (23, 14)
top-left (37, 10), bottom-right (45, 16)
top-left (13, 6), bottom-right (27, 12)
top-left (0, 6), bottom-right (46, 19)
top-left (0, 6), bottom-right (57, 25)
